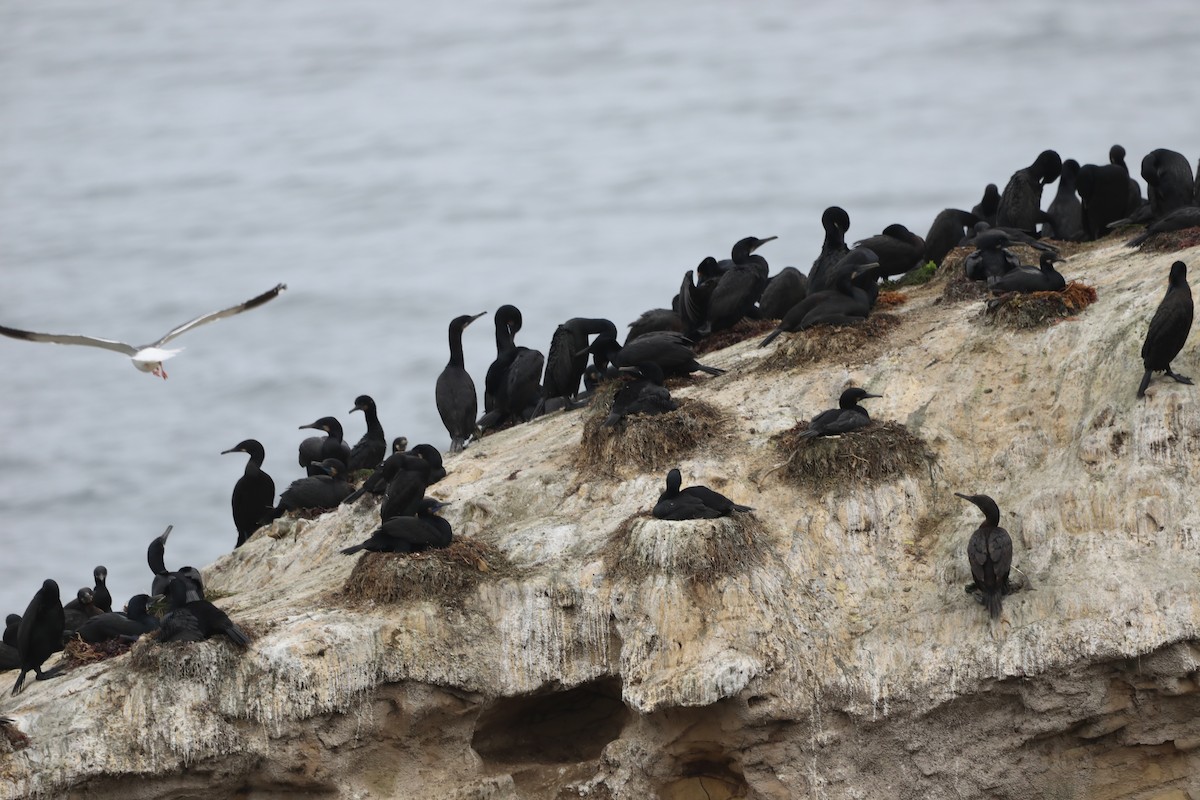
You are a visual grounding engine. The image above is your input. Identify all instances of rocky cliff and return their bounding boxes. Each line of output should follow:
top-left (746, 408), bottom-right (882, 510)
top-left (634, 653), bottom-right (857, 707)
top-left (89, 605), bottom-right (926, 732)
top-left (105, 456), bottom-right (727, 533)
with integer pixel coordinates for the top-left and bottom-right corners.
top-left (3, 240), bottom-right (1200, 800)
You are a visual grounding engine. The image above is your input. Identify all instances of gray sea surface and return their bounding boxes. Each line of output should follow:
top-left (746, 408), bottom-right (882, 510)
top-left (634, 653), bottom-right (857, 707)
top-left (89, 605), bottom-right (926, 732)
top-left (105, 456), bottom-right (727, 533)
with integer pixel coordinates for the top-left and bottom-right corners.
top-left (1, 0), bottom-right (1198, 618)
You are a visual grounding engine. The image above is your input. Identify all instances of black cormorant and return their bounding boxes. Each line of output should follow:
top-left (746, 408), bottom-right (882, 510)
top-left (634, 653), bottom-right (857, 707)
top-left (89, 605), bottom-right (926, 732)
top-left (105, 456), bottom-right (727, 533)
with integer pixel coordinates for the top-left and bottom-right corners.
top-left (971, 184), bottom-right (1000, 228)
top-left (347, 395), bottom-right (387, 472)
top-left (800, 388), bottom-right (881, 438)
top-left (275, 458), bottom-right (353, 515)
top-left (706, 236), bottom-right (778, 332)
top-left (988, 253), bottom-right (1066, 294)
top-left (956, 493), bottom-right (1013, 621)
top-left (853, 224), bottom-right (926, 278)
top-left (380, 446), bottom-right (438, 522)
top-left (1141, 148), bottom-right (1195, 219)
top-left (541, 318), bottom-right (618, 412)
top-left (807, 207), bottom-right (852, 293)
top-left (591, 332), bottom-right (724, 378)
top-left (64, 588), bottom-right (99, 634)
top-left (996, 150), bottom-right (1061, 233)
top-left (90, 566), bottom-right (112, 614)
top-left (652, 469), bottom-right (752, 520)
top-left (158, 577), bottom-right (249, 647)
top-left (221, 439), bottom-right (276, 547)
top-left (436, 312), bottom-right (486, 453)
top-left (603, 363), bottom-right (677, 426)
top-left (758, 267), bottom-right (809, 319)
top-left (1126, 206), bottom-right (1200, 248)
top-left (1044, 159), bottom-right (1085, 241)
top-left (923, 209), bottom-right (979, 268)
top-left (1077, 161), bottom-right (1132, 240)
top-left (1138, 260), bottom-right (1194, 398)
top-left (626, 309), bottom-right (683, 345)
top-left (79, 594), bottom-right (160, 644)
top-left (11, 579), bottom-right (66, 695)
top-left (342, 498), bottom-right (453, 554)
top-left (297, 417), bottom-right (351, 476)
top-left (3, 614), bottom-right (19, 647)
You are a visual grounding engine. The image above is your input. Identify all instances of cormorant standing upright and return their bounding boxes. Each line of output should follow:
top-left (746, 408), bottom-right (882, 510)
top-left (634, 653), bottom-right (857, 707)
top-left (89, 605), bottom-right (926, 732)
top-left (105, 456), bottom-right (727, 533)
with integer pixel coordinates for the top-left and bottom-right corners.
top-left (1138, 260), bottom-right (1194, 398)
top-left (91, 566), bottom-right (112, 614)
top-left (1077, 161), bottom-right (1132, 240)
top-left (923, 209), bottom-right (979, 267)
top-left (347, 395), bottom-right (387, 472)
top-left (807, 207), bottom-right (851, 293)
top-left (800, 388), bottom-right (881, 438)
top-left (956, 493), bottom-right (1013, 621)
top-left (971, 184), bottom-right (1000, 228)
top-left (1141, 148), bottom-right (1195, 219)
top-left (11, 579), bottom-right (66, 695)
top-left (221, 439), bottom-right (276, 547)
top-left (541, 317), bottom-right (617, 412)
top-left (436, 312), bottom-right (486, 453)
top-left (706, 236), bottom-right (777, 332)
top-left (1044, 159), bottom-right (1085, 241)
top-left (297, 417), bottom-right (351, 476)
top-left (996, 149), bottom-right (1061, 233)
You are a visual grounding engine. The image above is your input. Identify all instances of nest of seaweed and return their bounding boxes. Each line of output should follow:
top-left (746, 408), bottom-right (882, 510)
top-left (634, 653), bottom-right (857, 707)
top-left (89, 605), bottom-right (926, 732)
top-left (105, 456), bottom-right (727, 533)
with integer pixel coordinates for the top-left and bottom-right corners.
top-left (602, 511), bottom-right (770, 585)
top-left (983, 281), bottom-right (1098, 329)
top-left (1132, 226), bottom-right (1200, 254)
top-left (0, 719), bottom-right (30, 755)
top-left (60, 635), bottom-right (135, 669)
top-left (125, 630), bottom-right (246, 677)
top-left (577, 393), bottom-right (729, 474)
top-left (757, 314), bottom-right (901, 372)
top-left (341, 537), bottom-right (515, 606)
top-left (770, 420), bottom-right (935, 492)
top-left (874, 290), bottom-right (908, 309)
top-left (694, 317), bottom-right (778, 355)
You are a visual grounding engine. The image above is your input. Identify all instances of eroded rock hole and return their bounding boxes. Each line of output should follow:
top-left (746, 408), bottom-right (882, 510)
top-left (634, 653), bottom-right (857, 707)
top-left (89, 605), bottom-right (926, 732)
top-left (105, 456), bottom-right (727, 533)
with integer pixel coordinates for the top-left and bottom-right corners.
top-left (471, 677), bottom-right (629, 764)
top-left (663, 756), bottom-right (749, 799)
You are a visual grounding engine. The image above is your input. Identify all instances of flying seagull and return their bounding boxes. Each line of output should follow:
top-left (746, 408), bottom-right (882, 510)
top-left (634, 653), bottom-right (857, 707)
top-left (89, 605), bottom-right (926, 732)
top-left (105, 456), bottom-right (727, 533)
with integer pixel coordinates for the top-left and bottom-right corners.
top-left (0, 283), bottom-right (287, 378)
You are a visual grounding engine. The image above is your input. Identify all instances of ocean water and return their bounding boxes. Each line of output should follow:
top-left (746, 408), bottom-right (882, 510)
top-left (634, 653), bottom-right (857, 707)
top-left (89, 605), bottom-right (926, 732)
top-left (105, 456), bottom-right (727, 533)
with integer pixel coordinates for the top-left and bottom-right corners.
top-left (1, 0), bottom-right (1198, 617)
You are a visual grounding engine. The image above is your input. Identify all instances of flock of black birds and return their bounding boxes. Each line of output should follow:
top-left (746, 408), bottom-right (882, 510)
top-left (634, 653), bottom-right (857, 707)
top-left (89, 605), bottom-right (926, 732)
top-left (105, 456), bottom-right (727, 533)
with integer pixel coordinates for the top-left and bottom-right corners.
top-left (2, 142), bottom-right (1199, 701)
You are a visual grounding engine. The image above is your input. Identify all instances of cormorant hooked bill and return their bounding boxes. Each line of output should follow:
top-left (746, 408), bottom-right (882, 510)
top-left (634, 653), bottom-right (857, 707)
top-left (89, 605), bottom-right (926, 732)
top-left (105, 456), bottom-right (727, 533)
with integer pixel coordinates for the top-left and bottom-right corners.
top-left (347, 395), bottom-right (387, 472)
top-left (437, 312), bottom-right (486, 453)
top-left (298, 417), bottom-right (352, 476)
top-left (221, 439), bottom-right (276, 548)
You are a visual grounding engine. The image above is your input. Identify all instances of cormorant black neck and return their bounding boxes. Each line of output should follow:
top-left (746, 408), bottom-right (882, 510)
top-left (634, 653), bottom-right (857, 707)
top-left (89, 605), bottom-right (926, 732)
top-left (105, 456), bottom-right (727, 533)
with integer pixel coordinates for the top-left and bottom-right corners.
top-left (956, 492), bottom-right (1001, 527)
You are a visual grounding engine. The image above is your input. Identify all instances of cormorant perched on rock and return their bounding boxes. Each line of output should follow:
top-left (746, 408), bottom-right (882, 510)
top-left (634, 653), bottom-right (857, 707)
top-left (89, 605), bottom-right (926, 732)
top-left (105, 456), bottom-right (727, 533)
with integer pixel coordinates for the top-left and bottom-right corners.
top-left (962, 226), bottom-right (1024, 281)
top-left (1044, 159), bottom-right (1085, 241)
top-left (652, 468), bottom-right (753, 521)
top-left (956, 493), bottom-right (1013, 621)
top-left (1110, 144), bottom-right (1145, 215)
top-left (923, 209), bottom-right (979, 268)
top-left (90, 566), bottom-right (112, 614)
top-left (590, 332), bottom-right (725, 378)
top-left (626, 309), bottom-right (683, 345)
top-left (342, 498), bottom-right (453, 554)
top-left (275, 458), bottom-right (352, 515)
top-left (3, 613), bottom-right (19, 647)
top-left (758, 267), bottom-right (808, 319)
top-left (1077, 161), bottom-right (1133, 240)
top-left (853, 224), bottom-right (926, 278)
top-left (380, 445), bottom-right (439, 522)
top-left (1126, 206), bottom-right (1200, 248)
top-left (541, 317), bottom-right (618, 413)
top-left (678, 260), bottom-right (720, 340)
top-left (996, 149), bottom-right (1062, 233)
top-left (759, 261), bottom-right (881, 346)
top-left (63, 588), bottom-right (99, 634)
top-left (79, 595), bottom-right (159, 644)
top-left (1138, 260), bottom-right (1194, 398)
top-left (221, 439), bottom-right (276, 548)
top-left (343, 437), bottom-right (415, 504)
top-left (145, 527), bottom-right (206, 602)
top-left (347, 395), bottom-right (387, 472)
top-left (971, 184), bottom-right (1000, 228)
top-left (1142, 148), bottom-right (1195, 219)
top-left (807, 207), bottom-right (852, 293)
top-left (297, 417), bottom-right (351, 476)
top-left (158, 577), bottom-right (249, 647)
top-left (479, 305), bottom-right (544, 430)
top-left (436, 312), bottom-right (486, 453)
top-left (800, 388), bottom-right (881, 438)
top-left (988, 253), bottom-right (1066, 294)
top-left (11, 579), bottom-right (66, 695)
top-left (603, 363), bottom-right (677, 426)
top-left (706, 236), bottom-right (778, 333)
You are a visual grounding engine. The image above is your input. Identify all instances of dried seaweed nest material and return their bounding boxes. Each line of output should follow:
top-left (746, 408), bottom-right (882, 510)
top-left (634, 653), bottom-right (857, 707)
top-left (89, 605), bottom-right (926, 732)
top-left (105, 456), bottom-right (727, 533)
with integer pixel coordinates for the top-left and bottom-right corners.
top-left (757, 314), bottom-right (901, 372)
top-left (577, 396), bottom-right (730, 474)
top-left (1133, 226), bottom-right (1200, 254)
top-left (771, 420), bottom-right (935, 492)
top-left (602, 512), bottom-right (771, 585)
top-left (61, 636), bottom-right (134, 669)
top-left (341, 538), bottom-right (516, 606)
top-left (0, 719), bottom-right (30, 755)
top-left (875, 290), bottom-right (908, 309)
top-left (126, 632), bottom-right (244, 676)
top-left (984, 281), bottom-right (1098, 329)
top-left (694, 318), bottom-right (778, 355)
